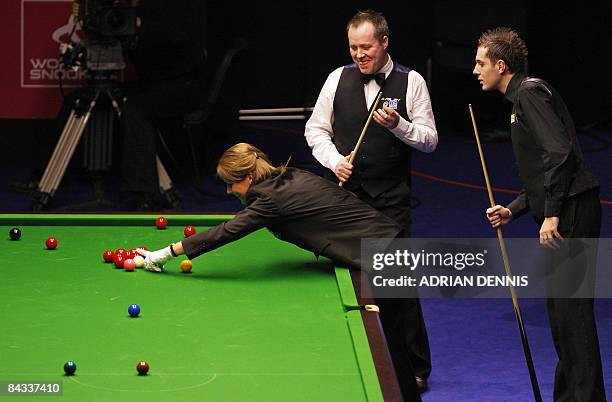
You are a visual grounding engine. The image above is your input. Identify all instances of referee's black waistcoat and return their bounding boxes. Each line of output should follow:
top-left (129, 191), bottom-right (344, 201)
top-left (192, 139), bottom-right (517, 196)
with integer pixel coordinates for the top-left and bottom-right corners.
top-left (332, 63), bottom-right (412, 198)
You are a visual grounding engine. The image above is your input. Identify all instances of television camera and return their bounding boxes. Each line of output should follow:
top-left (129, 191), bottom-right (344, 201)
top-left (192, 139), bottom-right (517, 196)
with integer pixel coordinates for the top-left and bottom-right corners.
top-left (60, 0), bottom-right (137, 73)
top-left (31, 0), bottom-right (140, 210)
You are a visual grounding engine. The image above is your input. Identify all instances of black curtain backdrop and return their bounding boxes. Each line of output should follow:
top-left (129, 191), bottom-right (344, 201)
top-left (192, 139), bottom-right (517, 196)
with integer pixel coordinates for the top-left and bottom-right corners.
top-left (204, 1), bottom-right (434, 109)
top-left (526, 2), bottom-right (612, 128)
top-left (204, 0), bottom-right (611, 129)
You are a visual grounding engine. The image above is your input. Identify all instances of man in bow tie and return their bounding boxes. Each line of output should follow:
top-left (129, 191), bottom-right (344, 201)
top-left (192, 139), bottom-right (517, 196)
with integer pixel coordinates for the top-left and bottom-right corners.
top-left (304, 9), bottom-right (438, 399)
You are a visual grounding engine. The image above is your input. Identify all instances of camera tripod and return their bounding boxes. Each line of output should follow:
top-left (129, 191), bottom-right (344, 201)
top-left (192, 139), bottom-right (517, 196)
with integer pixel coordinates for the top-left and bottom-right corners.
top-left (31, 76), bottom-right (180, 211)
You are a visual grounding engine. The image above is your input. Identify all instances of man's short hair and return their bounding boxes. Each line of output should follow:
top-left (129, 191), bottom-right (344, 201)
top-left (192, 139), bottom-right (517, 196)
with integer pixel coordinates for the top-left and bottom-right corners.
top-left (346, 10), bottom-right (389, 43)
top-left (478, 27), bottom-right (528, 74)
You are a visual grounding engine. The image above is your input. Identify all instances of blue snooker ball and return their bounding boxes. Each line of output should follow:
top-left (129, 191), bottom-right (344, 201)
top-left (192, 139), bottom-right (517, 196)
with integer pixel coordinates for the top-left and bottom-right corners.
top-left (64, 361), bottom-right (76, 375)
top-left (128, 304), bottom-right (141, 317)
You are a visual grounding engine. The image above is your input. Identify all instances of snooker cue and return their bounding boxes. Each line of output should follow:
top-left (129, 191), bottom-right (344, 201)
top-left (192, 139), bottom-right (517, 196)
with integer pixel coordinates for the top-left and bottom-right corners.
top-left (469, 104), bottom-right (542, 402)
top-left (339, 89), bottom-right (384, 187)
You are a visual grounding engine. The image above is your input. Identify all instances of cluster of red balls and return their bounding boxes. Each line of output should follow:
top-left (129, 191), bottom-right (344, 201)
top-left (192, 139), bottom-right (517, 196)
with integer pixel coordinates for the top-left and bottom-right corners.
top-left (99, 217), bottom-right (197, 272)
top-left (102, 247), bottom-right (147, 271)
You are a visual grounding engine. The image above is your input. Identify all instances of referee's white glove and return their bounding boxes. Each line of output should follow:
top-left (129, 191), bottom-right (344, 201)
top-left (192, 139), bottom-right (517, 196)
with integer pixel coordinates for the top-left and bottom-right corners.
top-left (137, 247), bottom-right (173, 272)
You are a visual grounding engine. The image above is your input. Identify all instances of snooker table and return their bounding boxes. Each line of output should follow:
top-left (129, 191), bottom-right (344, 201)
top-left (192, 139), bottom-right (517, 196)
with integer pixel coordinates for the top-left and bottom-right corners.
top-left (1, 214), bottom-right (401, 401)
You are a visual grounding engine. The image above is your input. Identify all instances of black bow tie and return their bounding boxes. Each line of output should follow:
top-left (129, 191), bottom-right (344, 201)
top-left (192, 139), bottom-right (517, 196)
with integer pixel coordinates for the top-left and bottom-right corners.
top-left (360, 73), bottom-right (385, 86)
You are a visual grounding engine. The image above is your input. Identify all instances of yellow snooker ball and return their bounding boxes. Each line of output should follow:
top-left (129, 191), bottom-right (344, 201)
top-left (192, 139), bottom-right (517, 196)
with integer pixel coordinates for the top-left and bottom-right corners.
top-left (179, 259), bottom-right (193, 273)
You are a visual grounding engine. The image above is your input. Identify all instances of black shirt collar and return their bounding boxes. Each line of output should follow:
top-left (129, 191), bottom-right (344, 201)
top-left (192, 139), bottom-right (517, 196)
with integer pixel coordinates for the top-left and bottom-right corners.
top-left (504, 72), bottom-right (526, 104)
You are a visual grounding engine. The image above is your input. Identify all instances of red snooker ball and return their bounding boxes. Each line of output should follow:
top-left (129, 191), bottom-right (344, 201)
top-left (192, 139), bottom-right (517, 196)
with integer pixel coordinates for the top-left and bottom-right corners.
top-left (46, 237), bottom-right (58, 250)
top-left (136, 246), bottom-right (147, 257)
top-left (103, 250), bottom-right (115, 263)
top-left (184, 225), bottom-right (196, 237)
top-left (125, 250), bottom-right (136, 260)
top-left (136, 361), bottom-right (149, 375)
top-left (123, 259), bottom-right (136, 272)
top-left (115, 248), bottom-right (126, 256)
top-left (155, 216), bottom-right (168, 229)
top-left (113, 253), bottom-right (126, 268)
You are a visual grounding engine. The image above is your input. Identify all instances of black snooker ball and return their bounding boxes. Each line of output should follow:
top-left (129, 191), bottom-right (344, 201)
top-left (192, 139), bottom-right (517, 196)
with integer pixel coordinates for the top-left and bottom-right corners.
top-left (64, 361), bottom-right (77, 376)
top-left (9, 228), bottom-right (21, 241)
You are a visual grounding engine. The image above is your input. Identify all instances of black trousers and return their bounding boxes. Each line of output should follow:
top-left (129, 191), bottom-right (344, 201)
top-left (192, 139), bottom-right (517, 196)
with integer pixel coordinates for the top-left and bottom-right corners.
top-left (539, 188), bottom-right (606, 402)
top-left (121, 76), bottom-right (197, 195)
top-left (354, 181), bottom-right (431, 400)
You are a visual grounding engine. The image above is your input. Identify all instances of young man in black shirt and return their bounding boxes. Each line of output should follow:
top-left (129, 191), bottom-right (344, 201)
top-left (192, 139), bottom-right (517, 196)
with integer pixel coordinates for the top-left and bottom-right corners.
top-left (473, 27), bottom-right (606, 402)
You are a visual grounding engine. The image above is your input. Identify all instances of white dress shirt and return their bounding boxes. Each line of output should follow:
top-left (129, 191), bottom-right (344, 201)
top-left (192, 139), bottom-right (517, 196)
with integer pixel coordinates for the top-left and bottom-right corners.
top-left (305, 55), bottom-right (438, 172)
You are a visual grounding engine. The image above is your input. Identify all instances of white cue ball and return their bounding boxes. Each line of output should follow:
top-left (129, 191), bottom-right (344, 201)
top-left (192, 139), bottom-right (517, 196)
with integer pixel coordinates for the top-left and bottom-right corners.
top-left (133, 255), bottom-right (145, 268)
